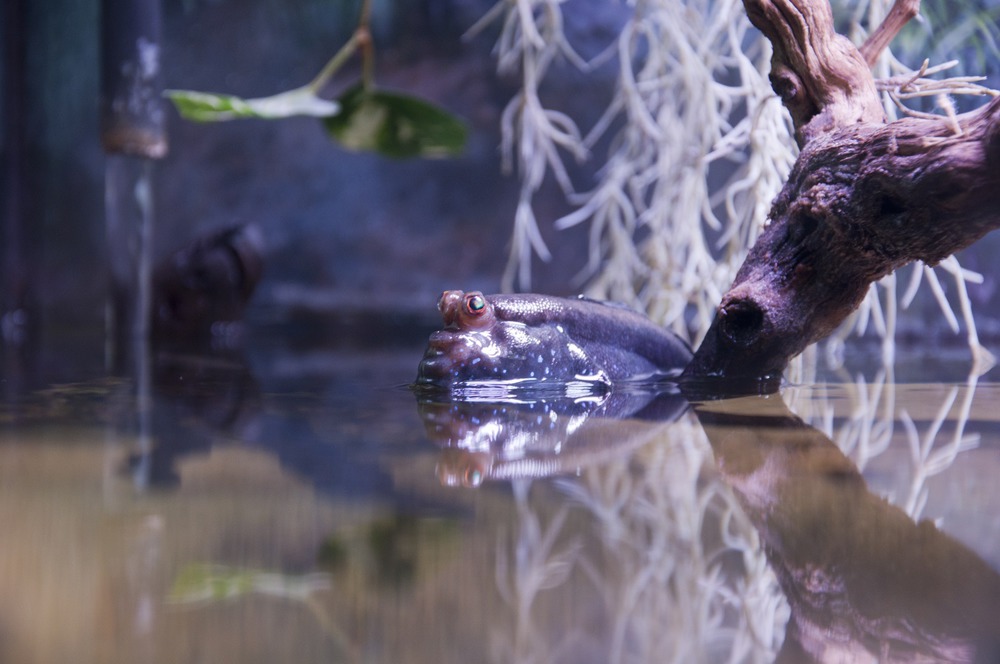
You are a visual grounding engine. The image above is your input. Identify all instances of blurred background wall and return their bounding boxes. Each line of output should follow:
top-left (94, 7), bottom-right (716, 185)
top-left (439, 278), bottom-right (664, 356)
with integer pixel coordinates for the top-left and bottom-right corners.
top-left (1, 0), bottom-right (628, 348)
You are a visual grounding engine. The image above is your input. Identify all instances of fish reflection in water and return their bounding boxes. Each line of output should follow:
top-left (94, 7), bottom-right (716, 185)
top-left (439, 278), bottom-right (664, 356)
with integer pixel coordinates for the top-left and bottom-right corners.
top-left (417, 380), bottom-right (1000, 662)
top-left (414, 384), bottom-right (688, 487)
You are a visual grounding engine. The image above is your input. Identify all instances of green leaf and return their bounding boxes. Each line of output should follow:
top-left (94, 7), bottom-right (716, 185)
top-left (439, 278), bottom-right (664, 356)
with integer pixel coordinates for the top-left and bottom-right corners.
top-left (324, 85), bottom-right (466, 158)
top-left (166, 86), bottom-right (340, 122)
top-left (168, 563), bottom-right (331, 604)
top-left (168, 564), bottom-right (256, 603)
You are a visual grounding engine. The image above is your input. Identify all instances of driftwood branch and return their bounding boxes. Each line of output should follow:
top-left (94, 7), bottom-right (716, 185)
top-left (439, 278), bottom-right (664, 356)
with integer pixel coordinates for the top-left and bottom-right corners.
top-left (743, 0), bottom-right (885, 146)
top-left (858, 0), bottom-right (920, 67)
top-left (683, 0), bottom-right (1000, 385)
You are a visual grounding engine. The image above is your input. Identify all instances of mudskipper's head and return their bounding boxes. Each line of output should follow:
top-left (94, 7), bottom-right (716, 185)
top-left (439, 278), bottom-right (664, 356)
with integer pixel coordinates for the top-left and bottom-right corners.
top-left (416, 290), bottom-right (506, 385)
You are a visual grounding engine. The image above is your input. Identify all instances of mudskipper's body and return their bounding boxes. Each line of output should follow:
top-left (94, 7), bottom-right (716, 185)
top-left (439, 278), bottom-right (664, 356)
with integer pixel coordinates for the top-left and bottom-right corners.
top-left (416, 290), bottom-right (692, 389)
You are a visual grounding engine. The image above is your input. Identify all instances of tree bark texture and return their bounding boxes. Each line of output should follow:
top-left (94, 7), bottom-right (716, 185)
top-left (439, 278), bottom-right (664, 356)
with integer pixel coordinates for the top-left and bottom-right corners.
top-left (682, 0), bottom-right (1000, 385)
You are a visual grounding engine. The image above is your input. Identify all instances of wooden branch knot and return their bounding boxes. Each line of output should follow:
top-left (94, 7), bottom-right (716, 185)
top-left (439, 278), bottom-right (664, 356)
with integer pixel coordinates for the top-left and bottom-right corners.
top-left (770, 65), bottom-right (813, 119)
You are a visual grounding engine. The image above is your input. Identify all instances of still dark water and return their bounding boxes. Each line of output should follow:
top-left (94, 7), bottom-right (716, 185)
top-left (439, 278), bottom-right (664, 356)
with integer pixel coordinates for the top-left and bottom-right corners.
top-left (1, 339), bottom-right (999, 663)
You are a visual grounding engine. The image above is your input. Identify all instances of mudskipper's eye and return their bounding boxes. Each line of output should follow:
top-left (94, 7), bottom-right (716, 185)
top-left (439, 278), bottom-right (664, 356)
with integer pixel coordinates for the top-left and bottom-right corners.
top-left (464, 466), bottom-right (484, 488)
top-left (465, 294), bottom-right (487, 315)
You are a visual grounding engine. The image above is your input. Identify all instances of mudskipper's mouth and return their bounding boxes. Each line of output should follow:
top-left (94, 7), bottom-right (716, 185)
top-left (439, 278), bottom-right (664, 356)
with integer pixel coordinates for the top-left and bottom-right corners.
top-left (416, 331), bottom-right (464, 382)
top-left (418, 327), bottom-right (504, 383)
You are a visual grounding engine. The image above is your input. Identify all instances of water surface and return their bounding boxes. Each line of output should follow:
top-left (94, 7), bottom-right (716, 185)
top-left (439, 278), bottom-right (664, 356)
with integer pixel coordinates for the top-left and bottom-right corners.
top-left (1, 341), bottom-right (998, 663)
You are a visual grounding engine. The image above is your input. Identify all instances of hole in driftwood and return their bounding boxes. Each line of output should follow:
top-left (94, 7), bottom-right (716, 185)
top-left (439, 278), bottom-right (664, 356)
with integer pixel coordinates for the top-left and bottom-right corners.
top-left (720, 300), bottom-right (765, 347)
top-left (790, 213), bottom-right (820, 243)
top-left (878, 194), bottom-right (906, 218)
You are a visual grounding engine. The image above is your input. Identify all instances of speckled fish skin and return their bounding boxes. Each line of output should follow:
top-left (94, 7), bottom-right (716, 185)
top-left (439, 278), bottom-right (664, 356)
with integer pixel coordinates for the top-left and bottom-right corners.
top-left (416, 291), bottom-right (693, 387)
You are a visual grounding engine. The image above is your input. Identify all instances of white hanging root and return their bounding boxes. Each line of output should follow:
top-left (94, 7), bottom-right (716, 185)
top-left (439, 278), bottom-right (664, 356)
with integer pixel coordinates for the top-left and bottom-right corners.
top-left (471, 0), bottom-right (590, 290)
top-left (938, 256), bottom-right (997, 374)
top-left (548, 418), bottom-right (786, 662)
top-left (573, 0), bottom-right (795, 344)
top-left (479, 0), bottom-right (996, 362)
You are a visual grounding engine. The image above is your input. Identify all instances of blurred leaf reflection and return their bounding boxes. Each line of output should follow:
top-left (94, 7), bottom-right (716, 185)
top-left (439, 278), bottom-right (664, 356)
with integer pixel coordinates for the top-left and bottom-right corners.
top-left (169, 564), bottom-right (330, 604)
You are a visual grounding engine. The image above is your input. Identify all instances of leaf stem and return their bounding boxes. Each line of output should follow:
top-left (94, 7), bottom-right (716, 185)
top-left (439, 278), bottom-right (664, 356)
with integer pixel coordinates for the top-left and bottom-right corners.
top-left (358, 0), bottom-right (375, 90)
top-left (359, 27), bottom-right (374, 90)
top-left (306, 0), bottom-right (376, 94)
top-left (307, 30), bottom-right (362, 94)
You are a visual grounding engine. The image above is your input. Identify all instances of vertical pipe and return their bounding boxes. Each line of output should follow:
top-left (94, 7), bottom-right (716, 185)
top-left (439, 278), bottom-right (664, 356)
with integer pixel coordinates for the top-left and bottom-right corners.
top-left (0, 0), bottom-right (37, 399)
top-left (101, 0), bottom-right (166, 497)
top-left (100, 0), bottom-right (167, 366)
top-left (1, 0), bottom-right (30, 347)
top-left (99, 0), bottom-right (167, 159)
top-left (104, 155), bottom-right (156, 366)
